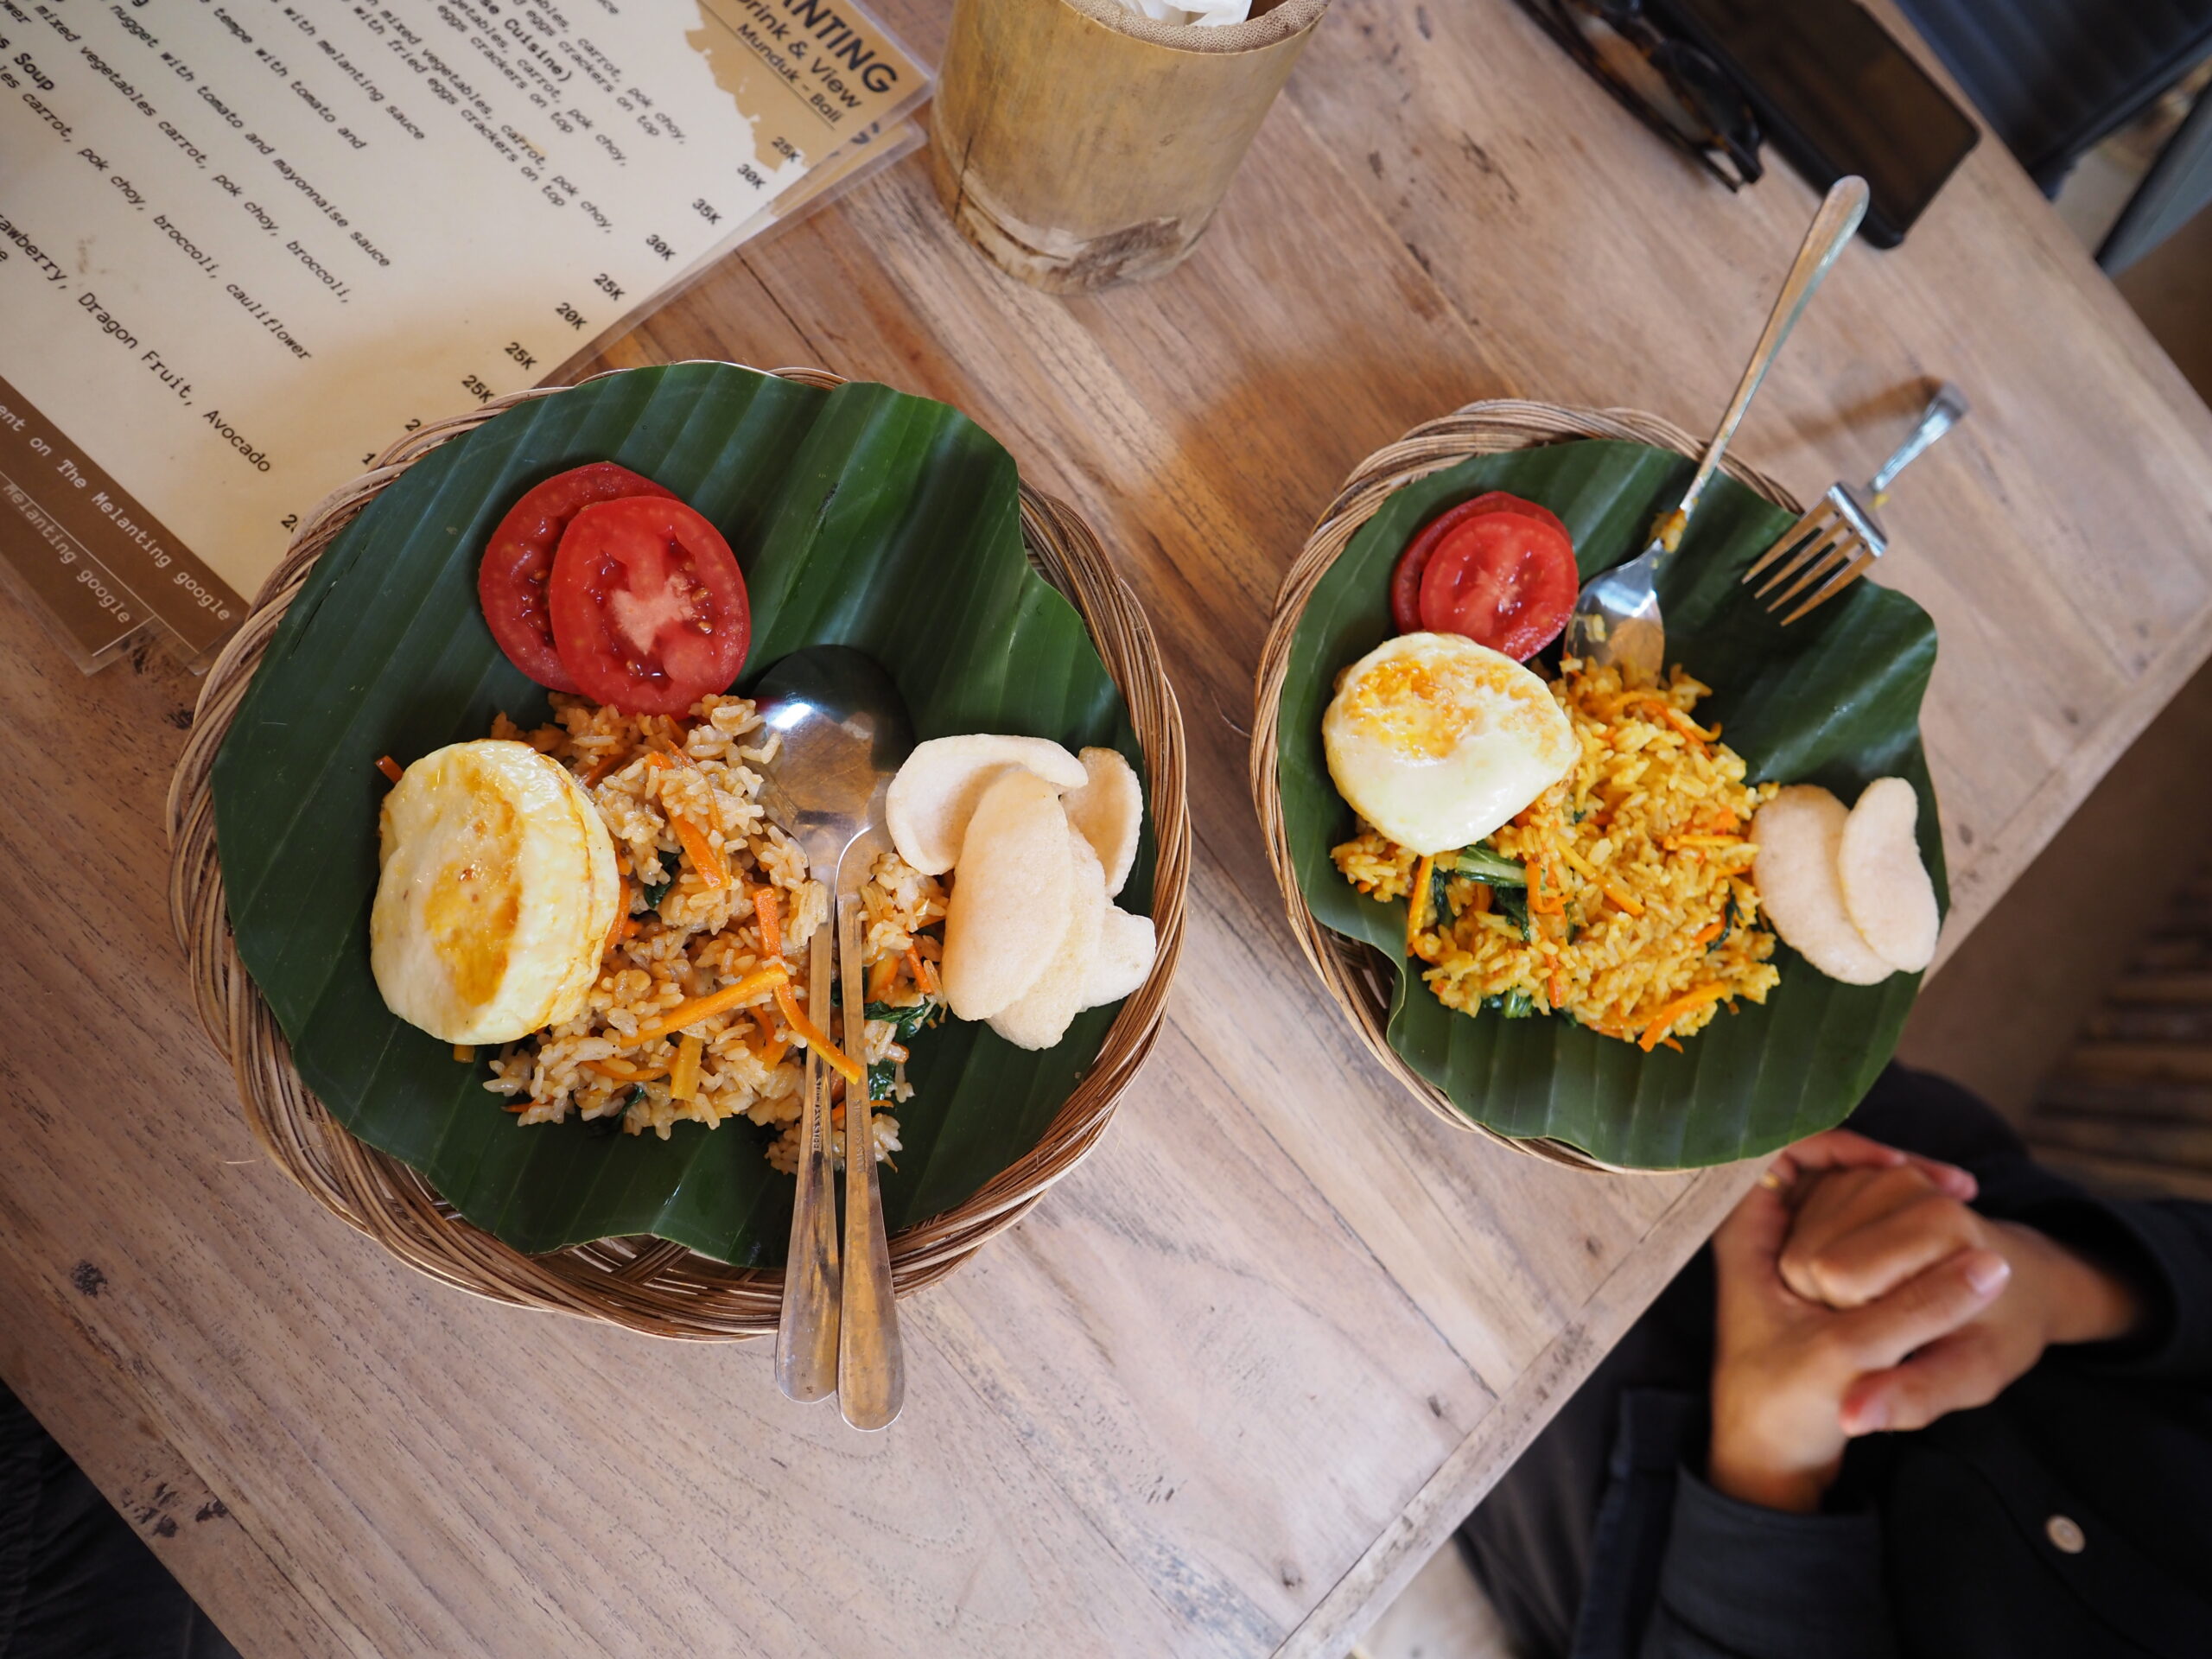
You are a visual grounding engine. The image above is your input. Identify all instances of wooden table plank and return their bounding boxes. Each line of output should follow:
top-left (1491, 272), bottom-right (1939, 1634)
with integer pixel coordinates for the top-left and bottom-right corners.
top-left (6, 0), bottom-right (2211, 1654)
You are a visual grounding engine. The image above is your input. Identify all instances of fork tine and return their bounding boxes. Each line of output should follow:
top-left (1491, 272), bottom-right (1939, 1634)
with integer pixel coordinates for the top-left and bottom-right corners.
top-left (1752, 514), bottom-right (1850, 600)
top-left (1764, 528), bottom-right (1861, 609)
top-left (1743, 500), bottom-right (1838, 586)
top-left (1780, 549), bottom-right (1878, 625)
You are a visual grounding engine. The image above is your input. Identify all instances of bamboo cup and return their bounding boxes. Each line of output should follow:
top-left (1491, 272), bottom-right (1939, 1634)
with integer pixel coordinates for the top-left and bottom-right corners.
top-left (931, 0), bottom-right (1331, 292)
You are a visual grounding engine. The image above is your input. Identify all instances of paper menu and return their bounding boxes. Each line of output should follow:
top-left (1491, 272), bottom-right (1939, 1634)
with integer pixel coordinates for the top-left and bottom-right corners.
top-left (0, 0), bottom-right (926, 669)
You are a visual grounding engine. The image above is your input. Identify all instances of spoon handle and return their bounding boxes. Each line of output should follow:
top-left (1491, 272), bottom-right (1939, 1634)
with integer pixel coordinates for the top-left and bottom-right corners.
top-left (1666, 176), bottom-right (1870, 546)
top-left (774, 915), bottom-right (841, 1402)
top-left (836, 884), bottom-right (904, 1430)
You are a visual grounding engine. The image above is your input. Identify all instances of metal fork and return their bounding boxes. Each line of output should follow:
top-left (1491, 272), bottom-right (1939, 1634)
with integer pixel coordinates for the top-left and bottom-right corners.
top-left (1743, 382), bottom-right (1970, 623)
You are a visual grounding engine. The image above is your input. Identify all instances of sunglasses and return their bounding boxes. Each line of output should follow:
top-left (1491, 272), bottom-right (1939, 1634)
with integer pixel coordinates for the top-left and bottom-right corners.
top-left (1510, 0), bottom-right (1764, 190)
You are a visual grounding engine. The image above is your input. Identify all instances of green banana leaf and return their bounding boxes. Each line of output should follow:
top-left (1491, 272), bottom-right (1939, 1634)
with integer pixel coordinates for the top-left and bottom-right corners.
top-left (213, 364), bottom-right (1152, 1262)
top-left (1275, 440), bottom-right (1943, 1168)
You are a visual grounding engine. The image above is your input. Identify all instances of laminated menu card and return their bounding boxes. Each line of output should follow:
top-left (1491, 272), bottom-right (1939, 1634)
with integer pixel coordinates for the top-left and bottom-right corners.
top-left (0, 0), bottom-right (925, 669)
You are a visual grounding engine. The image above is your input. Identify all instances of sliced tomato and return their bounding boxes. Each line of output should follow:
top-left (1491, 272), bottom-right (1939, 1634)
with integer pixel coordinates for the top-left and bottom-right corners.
top-left (1389, 492), bottom-right (1573, 634)
top-left (480, 462), bottom-right (676, 690)
top-left (548, 496), bottom-right (751, 715)
top-left (1417, 509), bottom-right (1580, 660)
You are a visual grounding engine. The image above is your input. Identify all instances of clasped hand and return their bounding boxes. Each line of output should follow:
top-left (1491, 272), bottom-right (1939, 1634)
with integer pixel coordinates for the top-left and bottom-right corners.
top-left (1706, 1131), bottom-right (2142, 1515)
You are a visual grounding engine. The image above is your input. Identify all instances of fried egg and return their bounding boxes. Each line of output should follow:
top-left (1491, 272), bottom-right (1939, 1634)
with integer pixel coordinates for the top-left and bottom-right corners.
top-left (371, 740), bottom-right (620, 1045)
top-left (1322, 632), bottom-right (1578, 856)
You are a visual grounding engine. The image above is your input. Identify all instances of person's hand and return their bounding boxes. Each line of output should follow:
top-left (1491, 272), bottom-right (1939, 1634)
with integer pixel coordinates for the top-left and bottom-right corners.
top-left (1707, 1153), bottom-right (2012, 1514)
top-left (1776, 1159), bottom-right (2145, 1437)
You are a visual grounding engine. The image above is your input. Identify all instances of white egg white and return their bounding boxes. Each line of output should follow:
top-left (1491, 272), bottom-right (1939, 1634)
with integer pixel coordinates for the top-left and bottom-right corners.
top-left (1322, 632), bottom-right (1578, 856)
top-left (371, 740), bottom-right (620, 1045)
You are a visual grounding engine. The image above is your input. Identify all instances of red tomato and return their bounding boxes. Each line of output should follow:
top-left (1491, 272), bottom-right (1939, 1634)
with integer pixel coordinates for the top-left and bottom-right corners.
top-left (548, 496), bottom-right (751, 715)
top-left (1417, 509), bottom-right (1580, 660)
top-left (1389, 493), bottom-right (1574, 633)
top-left (480, 462), bottom-right (676, 691)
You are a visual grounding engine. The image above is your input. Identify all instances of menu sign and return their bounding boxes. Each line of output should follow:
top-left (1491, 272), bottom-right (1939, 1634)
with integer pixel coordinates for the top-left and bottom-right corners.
top-left (0, 0), bottom-right (925, 668)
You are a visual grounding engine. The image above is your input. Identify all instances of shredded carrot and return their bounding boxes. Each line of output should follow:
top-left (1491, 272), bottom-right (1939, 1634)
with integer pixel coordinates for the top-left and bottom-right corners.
top-left (1668, 834), bottom-right (1744, 850)
top-left (582, 752), bottom-right (622, 788)
top-left (1528, 861), bottom-right (1566, 916)
top-left (1601, 882), bottom-right (1645, 917)
top-left (1547, 967), bottom-right (1565, 1010)
top-left (452, 1044), bottom-right (475, 1063)
top-left (642, 752), bottom-right (726, 890)
top-left (584, 1058), bottom-right (670, 1083)
top-left (906, 944), bottom-right (939, 997)
top-left (375, 754), bottom-right (404, 784)
top-left (1662, 1038), bottom-right (1685, 1053)
top-left (671, 813), bottom-right (726, 890)
top-left (753, 885), bottom-right (784, 961)
top-left (1693, 921), bottom-right (1724, 945)
top-left (1467, 883), bottom-right (1492, 915)
top-left (669, 1033), bottom-right (704, 1101)
top-left (868, 956), bottom-right (899, 1001)
top-left (1638, 983), bottom-right (1729, 1051)
top-left (1405, 855), bottom-right (1435, 956)
top-left (618, 964), bottom-right (790, 1048)
top-left (605, 877), bottom-right (632, 951)
top-left (773, 981), bottom-right (863, 1085)
top-left (1655, 705), bottom-right (1718, 744)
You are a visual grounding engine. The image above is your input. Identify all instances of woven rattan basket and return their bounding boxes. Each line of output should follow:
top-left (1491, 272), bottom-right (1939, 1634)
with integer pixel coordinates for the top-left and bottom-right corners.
top-left (1249, 399), bottom-right (1800, 1173)
top-left (165, 366), bottom-right (1189, 1339)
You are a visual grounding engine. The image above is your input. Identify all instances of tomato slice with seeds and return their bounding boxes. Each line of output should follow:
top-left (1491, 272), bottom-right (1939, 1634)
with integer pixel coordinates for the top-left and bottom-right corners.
top-left (480, 462), bottom-right (676, 691)
top-left (1389, 492), bottom-right (1573, 634)
top-left (548, 496), bottom-right (751, 715)
top-left (1417, 508), bottom-right (1580, 661)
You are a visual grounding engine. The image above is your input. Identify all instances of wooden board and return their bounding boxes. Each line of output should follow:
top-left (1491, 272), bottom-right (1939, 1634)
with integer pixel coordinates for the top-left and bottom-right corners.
top-left (5, 0), bottom-right (2212, 1655)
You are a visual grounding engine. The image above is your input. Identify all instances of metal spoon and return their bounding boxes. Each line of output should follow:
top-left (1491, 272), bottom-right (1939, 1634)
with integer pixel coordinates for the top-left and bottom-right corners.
top-left (1563, 175), bottom-right (1870, 684)
top-left (754, 645), bottom-right (914, 1421)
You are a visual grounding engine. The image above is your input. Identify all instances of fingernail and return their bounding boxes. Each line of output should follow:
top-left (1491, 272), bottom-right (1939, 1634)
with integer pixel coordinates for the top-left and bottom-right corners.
top-left (1850, 1399), bottom-right (1889, 1433)
top-left (1965, 1252), bottom-right (2011, 1296)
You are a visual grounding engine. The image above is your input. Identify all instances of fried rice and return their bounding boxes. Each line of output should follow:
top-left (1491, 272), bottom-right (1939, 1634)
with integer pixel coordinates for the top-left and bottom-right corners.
top-left (480, 693), bottom-right (945, 1169)
top-left (1332, 663), bottom-right (1779, 1049)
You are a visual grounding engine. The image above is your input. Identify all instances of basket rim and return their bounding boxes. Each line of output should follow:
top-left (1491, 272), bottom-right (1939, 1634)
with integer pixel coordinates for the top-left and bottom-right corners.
top-left (1247, 398), bottom-right (1802, 1174)
top-left (163, 361), bottom-right (1191, 1339)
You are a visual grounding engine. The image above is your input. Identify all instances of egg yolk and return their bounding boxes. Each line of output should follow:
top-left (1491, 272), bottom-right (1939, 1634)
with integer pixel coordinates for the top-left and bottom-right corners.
top-left (1336, 653), bottom-right (1555, 760)
top-left (422, 795), bottom-right (522, 1009)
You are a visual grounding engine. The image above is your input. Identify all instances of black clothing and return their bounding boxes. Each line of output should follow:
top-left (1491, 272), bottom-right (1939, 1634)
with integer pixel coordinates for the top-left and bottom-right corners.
top-left (0, 1384), bottom-right (238, 1659)
top-left (1460, 1066), bottom-right (2212, 1659)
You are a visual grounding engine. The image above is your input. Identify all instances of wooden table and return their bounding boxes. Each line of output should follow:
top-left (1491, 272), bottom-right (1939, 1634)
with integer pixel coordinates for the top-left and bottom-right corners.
top-left (7, 3), bottom-right (2211, 1655)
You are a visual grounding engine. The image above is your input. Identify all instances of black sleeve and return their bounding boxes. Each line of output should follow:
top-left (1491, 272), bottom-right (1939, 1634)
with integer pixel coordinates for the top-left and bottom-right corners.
top-left (1639, 1471), bottom-right (1901, 1659)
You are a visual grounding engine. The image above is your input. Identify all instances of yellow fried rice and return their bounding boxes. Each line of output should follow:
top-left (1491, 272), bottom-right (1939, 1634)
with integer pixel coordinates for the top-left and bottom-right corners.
top-left (1332, 663), bottom-right (1779, 1048)
top-left (480, 693), bottom-right (945, 1168)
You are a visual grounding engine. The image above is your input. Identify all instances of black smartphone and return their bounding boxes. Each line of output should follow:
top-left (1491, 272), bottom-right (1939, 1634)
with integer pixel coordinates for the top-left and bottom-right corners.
top-left (1649, 0), bottom-right (1980, 246)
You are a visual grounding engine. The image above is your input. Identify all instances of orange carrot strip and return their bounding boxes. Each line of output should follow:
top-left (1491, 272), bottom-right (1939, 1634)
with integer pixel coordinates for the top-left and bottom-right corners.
top-left (905, 944), bottom-right (939, 997)
top-left (619, 964), bottom-right (789, 1048)
top-left (642, 751), bottom-right (726, 890)
top-left (669, 1033), bottom-right (704, 1101)
top-left (452, 1044), bottom-right (475, 1063)
top-left (1693, 922), bottom-right (1725, 945)
top-left (584, 1058), bottom-right (670, 1083)
top-left (582, 752), bottom-right (621, 788)
top-left (1548, 967), bottom-right (1566, 1010)
top-left (1602, 882), bottom-right (1645, 917)
top-left (375, 754), bottom-right (404, 784)
top-left (753, 885), bottom-right (784, 962)
top-left (1405, 855), bottom-right (1435, 956)
top-left (772, 982), bottom-right (863, 1085)
top-left (1662, 1038), bottom-right (1685, 1053)
top-left (1638, 984), bottom-right (1729, 1051)
top-left (671, 813), bottom-right (725, 890)
top-left (868, 956), bottom-right (899, 1001)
